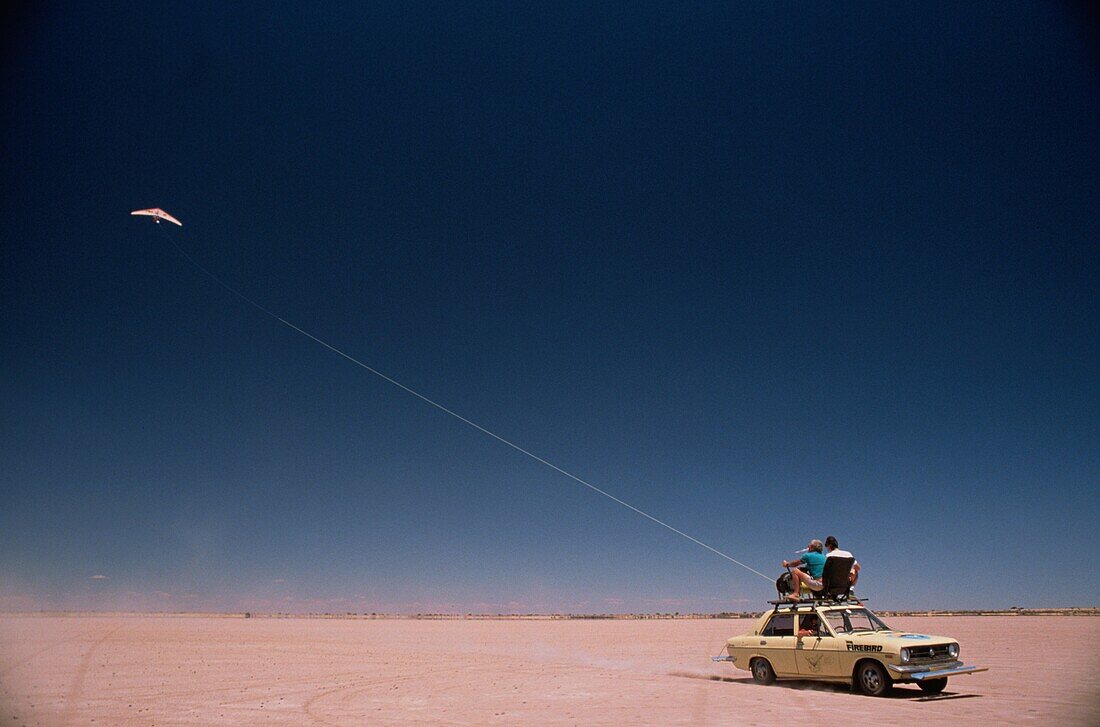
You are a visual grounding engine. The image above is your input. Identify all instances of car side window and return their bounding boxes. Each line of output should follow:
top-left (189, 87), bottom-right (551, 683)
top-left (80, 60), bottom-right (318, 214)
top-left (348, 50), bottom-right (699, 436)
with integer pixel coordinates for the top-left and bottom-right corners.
top-left (762, 613), bottom-right (794, 636)
top-left (799, 615), bottom-right (823, 636)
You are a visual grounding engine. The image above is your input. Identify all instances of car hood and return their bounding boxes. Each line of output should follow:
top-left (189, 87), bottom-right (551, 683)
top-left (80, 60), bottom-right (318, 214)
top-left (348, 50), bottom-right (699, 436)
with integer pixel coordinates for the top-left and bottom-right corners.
top-left (840, 630), bottom-right (954, 647)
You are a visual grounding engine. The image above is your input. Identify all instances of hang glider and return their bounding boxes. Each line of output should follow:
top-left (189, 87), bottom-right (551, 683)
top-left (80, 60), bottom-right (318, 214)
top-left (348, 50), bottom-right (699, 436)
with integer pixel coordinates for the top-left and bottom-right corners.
top-left (130, 208), bottom-right (182, 226)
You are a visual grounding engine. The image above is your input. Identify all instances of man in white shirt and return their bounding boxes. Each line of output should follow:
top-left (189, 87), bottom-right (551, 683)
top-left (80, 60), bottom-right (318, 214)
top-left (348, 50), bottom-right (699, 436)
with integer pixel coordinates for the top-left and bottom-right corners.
top-left (824, 535), bottom-right (860, 585)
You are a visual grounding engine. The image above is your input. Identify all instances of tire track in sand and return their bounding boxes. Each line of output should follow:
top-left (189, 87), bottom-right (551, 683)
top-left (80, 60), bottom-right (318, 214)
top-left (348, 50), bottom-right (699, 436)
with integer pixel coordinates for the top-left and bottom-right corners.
top-left (58, 624), bottom-right (123, 726)
top-left (0, 629), bottom-right (90, 678)
top-left (302, 665), bottom-right (462, 726)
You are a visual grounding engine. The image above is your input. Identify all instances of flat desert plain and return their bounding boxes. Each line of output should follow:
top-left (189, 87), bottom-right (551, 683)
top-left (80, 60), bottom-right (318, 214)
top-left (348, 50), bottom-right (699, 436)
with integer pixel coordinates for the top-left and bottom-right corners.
top-left (1, 614), bottom-right (1097, 725)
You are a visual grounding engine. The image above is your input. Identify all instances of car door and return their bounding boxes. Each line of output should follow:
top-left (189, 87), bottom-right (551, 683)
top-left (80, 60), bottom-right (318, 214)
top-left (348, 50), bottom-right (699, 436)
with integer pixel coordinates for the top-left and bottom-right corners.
top-left (794, 612), bottom-right (841, 677)
top-left (756, 613), bottom-right (798, 676)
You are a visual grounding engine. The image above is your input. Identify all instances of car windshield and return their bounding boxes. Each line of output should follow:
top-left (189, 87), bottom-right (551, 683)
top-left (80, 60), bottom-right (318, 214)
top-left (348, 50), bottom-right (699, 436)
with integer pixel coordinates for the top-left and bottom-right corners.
top-left (823, 608), bottom-right (892, 634)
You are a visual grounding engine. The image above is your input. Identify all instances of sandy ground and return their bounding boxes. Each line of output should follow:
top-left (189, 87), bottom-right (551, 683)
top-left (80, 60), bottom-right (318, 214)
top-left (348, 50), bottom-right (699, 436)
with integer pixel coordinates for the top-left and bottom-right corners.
top-left (0, 615), bottom-right (1097, 726)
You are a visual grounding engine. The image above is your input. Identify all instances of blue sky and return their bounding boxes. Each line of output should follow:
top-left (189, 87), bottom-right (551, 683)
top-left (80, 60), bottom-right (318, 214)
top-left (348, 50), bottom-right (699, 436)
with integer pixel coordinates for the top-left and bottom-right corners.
top-left (1, 2), bottom-right (1097, 613)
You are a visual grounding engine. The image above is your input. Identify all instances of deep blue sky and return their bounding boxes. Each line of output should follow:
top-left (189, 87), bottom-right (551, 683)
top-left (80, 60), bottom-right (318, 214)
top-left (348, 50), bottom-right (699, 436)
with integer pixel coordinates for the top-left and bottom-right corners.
top-left (2, 2), bottom-right (1097, 613)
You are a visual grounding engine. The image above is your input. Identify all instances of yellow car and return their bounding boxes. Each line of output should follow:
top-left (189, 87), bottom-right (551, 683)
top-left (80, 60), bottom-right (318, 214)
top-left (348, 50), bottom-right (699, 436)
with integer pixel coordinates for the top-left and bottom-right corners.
top-left (714, 601), bottom-right (988, 696)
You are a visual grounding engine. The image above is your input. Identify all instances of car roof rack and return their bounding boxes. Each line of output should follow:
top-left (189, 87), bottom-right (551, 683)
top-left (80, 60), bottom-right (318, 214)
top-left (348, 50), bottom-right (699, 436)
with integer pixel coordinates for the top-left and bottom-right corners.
top-left (766, 596), bottom-right (867, 612)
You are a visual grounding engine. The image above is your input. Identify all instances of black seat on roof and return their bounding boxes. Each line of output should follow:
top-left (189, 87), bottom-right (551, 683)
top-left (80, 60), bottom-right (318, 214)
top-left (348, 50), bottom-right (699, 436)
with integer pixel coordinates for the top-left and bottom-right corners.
top-left (815, 556), bottom-right (855, 601)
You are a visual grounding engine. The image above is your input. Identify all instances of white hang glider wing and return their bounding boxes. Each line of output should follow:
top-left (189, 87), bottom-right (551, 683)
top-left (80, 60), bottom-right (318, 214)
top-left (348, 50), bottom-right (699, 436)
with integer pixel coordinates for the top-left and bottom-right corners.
top-left (131, 208), bottom-right (182, 226)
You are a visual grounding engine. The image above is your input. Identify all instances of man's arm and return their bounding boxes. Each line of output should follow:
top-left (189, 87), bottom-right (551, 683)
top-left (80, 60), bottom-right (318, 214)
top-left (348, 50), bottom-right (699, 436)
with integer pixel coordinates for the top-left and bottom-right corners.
top-left (784, 553), bottom-right (811, 569)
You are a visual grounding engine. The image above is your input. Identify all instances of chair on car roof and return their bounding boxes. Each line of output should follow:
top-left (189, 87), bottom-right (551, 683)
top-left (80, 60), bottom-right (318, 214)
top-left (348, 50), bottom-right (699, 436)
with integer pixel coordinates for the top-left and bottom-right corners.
top-left (815, 556), bottom-right (855, 601)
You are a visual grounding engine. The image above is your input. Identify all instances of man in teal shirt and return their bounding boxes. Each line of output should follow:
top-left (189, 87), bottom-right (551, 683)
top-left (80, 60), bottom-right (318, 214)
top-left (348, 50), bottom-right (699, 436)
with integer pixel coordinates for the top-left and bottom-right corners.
top-left (782, 539), bottom-right (826, 601)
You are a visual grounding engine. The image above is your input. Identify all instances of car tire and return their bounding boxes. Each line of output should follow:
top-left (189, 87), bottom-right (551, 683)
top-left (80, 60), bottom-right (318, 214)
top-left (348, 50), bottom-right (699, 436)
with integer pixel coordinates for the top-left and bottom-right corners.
top-left (750, 657), bottom-right (776, 685)
top-left (855, 660), bottom-right (892, 697)
top-left (918, 678), bottom-right (947, 695)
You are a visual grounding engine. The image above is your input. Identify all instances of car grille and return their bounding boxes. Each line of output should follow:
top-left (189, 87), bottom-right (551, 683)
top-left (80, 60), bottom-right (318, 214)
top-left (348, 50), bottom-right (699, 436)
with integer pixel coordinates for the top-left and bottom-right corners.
top-left (907, 644), bottom-right (953, 661)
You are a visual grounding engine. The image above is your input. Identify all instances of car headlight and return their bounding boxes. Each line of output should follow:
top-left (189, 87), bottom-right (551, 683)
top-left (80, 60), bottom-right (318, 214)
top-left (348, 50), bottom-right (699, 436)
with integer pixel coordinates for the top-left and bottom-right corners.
top-left (948, 643), bottom-right (959, 658)
top-left (900, 648), bottom-right (910, 663)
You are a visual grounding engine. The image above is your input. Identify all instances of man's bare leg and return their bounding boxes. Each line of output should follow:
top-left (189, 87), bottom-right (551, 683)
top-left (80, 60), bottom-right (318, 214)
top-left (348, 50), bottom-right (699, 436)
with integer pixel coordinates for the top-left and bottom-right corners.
top-left (789, 570), bottom-right (810, 601)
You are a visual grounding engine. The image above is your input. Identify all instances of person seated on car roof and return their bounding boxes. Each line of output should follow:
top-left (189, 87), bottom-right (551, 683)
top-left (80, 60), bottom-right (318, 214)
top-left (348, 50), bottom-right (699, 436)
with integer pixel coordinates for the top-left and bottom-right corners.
top-left (782, 539), bottom-right (826, 601)
top-left (824, 535), bottom-right (861, 586)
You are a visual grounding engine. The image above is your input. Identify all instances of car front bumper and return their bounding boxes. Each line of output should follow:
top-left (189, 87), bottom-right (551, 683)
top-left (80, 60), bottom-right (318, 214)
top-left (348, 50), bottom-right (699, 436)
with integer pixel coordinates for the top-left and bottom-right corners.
top-left (886, 661), bottom-right (988, 680)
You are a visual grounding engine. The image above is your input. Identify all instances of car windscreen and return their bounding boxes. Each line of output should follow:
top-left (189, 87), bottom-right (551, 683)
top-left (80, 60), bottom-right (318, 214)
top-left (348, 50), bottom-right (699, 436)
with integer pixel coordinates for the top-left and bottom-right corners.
top-left (823, 608), bottom-right (891, 634)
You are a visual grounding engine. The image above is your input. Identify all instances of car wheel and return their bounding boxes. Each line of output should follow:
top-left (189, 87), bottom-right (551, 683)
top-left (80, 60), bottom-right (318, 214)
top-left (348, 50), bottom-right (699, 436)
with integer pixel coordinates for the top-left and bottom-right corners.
top-left (918, 678), bottom-right (947, 695)
top-left (750, 657), bottom-right (776, 685)
top-left (856, 660), bottom-right (892, 697)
